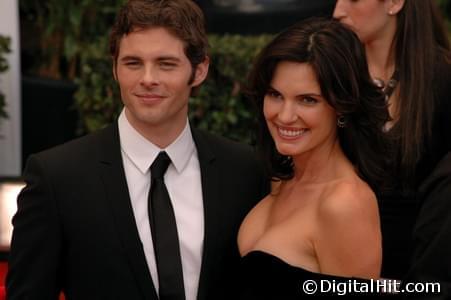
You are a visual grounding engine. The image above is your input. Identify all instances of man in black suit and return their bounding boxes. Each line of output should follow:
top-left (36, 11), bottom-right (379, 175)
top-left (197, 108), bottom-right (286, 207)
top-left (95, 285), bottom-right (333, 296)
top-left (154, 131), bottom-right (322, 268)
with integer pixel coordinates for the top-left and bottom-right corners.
top-left (6, 1), bottom-right (268, 299)
top-left (404, 152), bottom-right (451, 300)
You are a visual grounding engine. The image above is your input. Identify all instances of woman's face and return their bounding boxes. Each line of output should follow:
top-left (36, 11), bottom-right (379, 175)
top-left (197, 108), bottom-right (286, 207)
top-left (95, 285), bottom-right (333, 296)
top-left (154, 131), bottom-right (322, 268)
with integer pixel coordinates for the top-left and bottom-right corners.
top-left (333, 0), bottom-right (397, 44)
top-left (263, 62), bottom-right (338, 158)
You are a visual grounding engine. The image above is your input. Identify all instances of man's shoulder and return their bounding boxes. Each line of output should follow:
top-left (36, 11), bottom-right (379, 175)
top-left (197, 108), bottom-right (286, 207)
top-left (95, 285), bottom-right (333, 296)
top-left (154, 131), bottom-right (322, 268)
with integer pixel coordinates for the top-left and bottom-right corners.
top-left (192, 128), bottom-right (254, 158)
top-left (31, 124), bottom-right (117, 163)
top-left (191, 128), bottom-right (263, 171)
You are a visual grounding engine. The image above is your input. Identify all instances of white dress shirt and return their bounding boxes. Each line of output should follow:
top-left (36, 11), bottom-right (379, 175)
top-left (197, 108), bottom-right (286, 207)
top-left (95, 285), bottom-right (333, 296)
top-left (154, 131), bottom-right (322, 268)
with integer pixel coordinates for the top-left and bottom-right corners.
top-left (118, 110), bottom-right (204, 300)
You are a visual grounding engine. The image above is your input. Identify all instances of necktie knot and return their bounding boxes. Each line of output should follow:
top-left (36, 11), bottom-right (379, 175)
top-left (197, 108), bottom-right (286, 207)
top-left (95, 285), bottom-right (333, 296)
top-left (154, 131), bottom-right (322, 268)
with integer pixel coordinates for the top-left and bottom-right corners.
top-left (151, 152), bottom-right (171, 179)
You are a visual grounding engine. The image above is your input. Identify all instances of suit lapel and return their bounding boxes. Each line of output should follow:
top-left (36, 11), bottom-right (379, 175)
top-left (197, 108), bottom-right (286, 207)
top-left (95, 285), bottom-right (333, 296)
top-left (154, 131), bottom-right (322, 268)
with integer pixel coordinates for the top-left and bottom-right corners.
top-left (97, 124), bottom-right (158, 300)
top-left (97, 125), bottom-right (228, 300)
top-left (192, 129), bottom-right (224, 300)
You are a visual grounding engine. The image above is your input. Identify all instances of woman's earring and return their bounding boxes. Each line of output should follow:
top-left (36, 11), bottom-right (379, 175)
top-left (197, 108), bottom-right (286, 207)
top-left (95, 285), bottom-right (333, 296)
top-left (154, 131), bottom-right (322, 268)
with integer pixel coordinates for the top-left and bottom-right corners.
top-left (337, 115), bottom-right (347, 128)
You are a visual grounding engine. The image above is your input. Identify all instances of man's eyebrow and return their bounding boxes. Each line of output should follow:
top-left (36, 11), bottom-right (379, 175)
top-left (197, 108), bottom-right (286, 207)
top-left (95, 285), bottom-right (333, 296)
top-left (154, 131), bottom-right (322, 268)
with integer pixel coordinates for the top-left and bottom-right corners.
top-left (119, 55), bottom-right (141, 61)
top-left (119, 55), bottom-right (182, 62)
top-left (157, 56), bottom-right (182, 62)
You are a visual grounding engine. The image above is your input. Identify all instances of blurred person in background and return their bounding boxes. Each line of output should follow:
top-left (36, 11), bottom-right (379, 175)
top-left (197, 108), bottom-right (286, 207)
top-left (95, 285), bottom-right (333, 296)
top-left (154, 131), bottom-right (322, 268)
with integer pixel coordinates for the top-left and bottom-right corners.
top-left (405, 151), bottom-right (451, 300)
top-left (334, 0), bottom-right (451, 281)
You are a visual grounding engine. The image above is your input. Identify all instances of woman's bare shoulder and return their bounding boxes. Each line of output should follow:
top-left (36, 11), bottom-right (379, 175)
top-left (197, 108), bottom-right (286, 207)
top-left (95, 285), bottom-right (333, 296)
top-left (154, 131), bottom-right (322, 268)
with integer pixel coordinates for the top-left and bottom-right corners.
top-left (319, 177), bottom-right (378, 221)
top-left (314, 177), bottom-right (382, 278)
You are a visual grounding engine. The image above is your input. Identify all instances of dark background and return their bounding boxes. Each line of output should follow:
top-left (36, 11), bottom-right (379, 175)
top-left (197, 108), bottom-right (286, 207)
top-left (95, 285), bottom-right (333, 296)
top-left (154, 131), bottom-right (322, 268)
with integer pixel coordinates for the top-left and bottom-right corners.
top-left (197, 0), bottom-right (336, 34)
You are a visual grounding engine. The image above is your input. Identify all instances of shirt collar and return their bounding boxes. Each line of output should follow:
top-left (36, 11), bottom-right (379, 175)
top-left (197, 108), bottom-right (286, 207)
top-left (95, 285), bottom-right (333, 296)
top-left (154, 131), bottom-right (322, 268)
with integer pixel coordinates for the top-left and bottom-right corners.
top-left (118, 109), bottom-right (195, 174)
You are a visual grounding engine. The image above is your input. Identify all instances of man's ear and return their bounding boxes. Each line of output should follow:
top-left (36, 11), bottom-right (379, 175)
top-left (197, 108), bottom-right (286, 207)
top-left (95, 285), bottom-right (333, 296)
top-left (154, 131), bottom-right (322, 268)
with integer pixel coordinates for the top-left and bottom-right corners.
top-left (191, 56), bottom-right (210, 87)
top-left (387, 0), bottom-right (405, 15)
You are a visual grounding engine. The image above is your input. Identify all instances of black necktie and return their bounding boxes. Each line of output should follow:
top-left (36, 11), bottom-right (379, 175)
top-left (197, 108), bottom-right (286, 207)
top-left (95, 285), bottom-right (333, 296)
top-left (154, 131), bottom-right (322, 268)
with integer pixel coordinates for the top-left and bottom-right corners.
top-left (148, 151), bottom-right (185, 300)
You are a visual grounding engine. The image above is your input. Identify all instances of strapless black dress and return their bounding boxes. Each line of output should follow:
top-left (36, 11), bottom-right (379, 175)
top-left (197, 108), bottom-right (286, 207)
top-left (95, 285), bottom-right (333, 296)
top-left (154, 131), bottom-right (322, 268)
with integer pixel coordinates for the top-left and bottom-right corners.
top-left (239, 250), bottom-right (395, 299)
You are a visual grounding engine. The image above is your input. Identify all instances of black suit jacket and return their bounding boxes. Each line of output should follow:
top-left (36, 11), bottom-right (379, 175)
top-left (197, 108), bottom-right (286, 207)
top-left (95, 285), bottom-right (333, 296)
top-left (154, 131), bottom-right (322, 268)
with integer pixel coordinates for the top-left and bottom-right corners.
top-left (404, 152), bottom-right (451, 300)
top-left (6, 123), bottom-right (268, 300)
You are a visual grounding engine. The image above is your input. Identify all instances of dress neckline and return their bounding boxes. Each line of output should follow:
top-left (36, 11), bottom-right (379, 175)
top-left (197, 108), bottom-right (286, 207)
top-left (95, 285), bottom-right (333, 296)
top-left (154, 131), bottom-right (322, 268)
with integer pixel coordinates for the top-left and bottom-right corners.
top-left (243, 250), bottom-right (373, 281)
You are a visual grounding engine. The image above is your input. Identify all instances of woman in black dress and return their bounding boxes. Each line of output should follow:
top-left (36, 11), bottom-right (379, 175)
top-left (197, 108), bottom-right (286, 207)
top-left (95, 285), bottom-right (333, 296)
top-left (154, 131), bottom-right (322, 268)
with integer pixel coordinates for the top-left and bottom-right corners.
top-left (334, 0), bottom-right (451, 280)
top-left (238, 18), bottom-right (389, 299)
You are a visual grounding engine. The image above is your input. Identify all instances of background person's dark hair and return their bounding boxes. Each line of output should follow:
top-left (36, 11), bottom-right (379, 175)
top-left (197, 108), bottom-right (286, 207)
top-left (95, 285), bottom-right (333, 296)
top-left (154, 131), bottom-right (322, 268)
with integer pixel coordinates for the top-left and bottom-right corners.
top-left (247, 18), bottom-right (389, 191)
top-left (391, 0), bottom-right (451, 185)
top-left (109, 0), bottom-right (209, 95)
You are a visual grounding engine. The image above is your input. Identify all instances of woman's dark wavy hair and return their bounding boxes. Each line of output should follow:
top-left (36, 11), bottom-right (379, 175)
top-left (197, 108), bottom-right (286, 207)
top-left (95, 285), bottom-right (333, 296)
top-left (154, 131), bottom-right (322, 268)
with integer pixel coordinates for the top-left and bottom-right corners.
top-left (247, 18), bottom-right (389, 191)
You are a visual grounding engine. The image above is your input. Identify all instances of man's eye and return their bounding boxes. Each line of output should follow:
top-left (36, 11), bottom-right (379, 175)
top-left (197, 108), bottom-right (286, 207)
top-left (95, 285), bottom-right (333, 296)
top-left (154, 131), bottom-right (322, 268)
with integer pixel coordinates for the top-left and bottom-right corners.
top-left (125, 61), bottom-right (140, 66)
top-left (160, 62), bottom-right (177, 68)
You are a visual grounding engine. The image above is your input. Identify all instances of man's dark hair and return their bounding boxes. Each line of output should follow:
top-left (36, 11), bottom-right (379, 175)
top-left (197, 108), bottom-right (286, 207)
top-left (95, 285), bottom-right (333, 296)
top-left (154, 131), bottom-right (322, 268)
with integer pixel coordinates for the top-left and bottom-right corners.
top-left (110, 0), bottom-right (209, 92)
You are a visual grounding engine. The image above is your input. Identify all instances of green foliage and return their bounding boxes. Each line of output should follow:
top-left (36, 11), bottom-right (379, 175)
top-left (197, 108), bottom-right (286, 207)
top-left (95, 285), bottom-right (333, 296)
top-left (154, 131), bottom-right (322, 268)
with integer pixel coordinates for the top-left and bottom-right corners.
top-left (438, 0), bottom-right (451, 32)
top-left (75, 35), bottom-right (121, 133)
top-left (20, 0), bottom-right (126, 79)
top-left (438, 0), bottom-right (450, 16)
top-left (0, 35), bottom-right (11, 120)
top-left (189, 34), bottom-right (272, 143)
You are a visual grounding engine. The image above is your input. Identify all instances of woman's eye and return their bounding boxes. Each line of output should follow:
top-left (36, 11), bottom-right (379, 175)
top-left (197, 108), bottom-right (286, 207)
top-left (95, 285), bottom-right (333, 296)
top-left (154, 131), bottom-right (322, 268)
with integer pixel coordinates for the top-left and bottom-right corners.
top-left (301, 96), bottom-right (318, 104)
top-left (266, 90), bottom-right (282, 99)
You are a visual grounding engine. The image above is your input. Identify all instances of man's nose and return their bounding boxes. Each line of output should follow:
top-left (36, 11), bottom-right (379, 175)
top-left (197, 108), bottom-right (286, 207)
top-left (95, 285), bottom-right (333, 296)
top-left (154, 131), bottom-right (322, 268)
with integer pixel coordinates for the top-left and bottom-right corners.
top-left (140, 65), bottom-right (160, 87)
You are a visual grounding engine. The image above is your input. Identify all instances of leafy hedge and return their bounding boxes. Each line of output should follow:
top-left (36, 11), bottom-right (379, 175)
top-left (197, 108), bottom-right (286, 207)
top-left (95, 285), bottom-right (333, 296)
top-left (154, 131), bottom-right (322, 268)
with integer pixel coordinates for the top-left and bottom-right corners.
top-left (438, 0), bottom-right (451, 33)
top-left (0, 35), bottom-right (11, 121)
top-left (190, 35), bottom-right (272, 143)
top-left (20, 0), bottom-right (124, 80)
